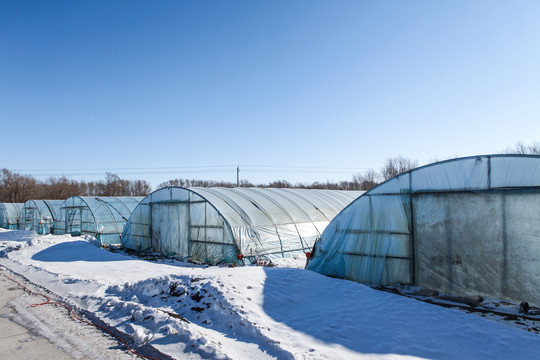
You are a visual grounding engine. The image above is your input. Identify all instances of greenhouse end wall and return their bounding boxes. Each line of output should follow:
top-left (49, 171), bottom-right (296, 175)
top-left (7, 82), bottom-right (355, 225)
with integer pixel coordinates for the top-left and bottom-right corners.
top-left (54, 196), bottom-right (143, 245)
top-left (307, 155), bottom-right (540, 307)
top-left (0, 203), bottom-right (23, 229)
top-left (123, 188), bottom-right (238, 264)
top-left (21, 200), bottom-right (63, 234)
top-left (414, 191), bottom-right (540, 305)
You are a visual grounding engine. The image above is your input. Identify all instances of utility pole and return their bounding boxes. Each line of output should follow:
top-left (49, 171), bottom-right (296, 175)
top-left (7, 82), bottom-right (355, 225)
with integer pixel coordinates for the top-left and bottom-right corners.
top-left (237, 166), bottom-right (240, 187)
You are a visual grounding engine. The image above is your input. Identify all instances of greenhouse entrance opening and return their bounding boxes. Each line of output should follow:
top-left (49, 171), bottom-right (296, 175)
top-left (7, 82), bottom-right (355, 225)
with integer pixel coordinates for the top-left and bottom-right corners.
top-left (65, 208), bottom-right (82, 236)
top-left (20, 200), bottom-right (63, 234)
top-left (23, 208), bottom-right (34, 230)
top-left (150, 202), bottom-right (189, 256)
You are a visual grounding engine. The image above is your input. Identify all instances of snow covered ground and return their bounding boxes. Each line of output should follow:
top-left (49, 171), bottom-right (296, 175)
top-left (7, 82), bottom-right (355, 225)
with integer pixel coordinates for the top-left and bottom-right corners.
top-left (1, 229), bottom-right (539, 360)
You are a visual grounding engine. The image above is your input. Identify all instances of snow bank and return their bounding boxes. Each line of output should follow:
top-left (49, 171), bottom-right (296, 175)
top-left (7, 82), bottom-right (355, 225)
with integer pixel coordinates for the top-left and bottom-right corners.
top-left (1, 230), bottom-right (539, 359)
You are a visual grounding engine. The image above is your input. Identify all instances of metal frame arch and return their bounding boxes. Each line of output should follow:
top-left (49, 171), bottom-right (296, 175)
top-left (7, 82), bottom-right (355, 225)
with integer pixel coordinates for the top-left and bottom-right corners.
top-left (124, 186), bottom-right (242, 258)
top-left (189, 187), bottom-right (261, 255)
top-left (59, 196), bottom-right (99, 236)
top-left (241, 187), bottom-right (311, 250)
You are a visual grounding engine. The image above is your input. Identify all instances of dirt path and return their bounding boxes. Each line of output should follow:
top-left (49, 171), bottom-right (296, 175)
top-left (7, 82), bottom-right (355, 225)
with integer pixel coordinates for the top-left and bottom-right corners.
top-left (0, 274), bottom-right (75, 359)
top-left (0, 268), bottom-right (141, 360)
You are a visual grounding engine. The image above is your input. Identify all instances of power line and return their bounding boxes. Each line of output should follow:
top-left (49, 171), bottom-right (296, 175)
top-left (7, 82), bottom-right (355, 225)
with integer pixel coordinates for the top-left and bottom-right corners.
top-left (13, 165), bottom-right (238, 172)
top-left (14, 165), bottom-right (377, 173)
top-left (11, 164), bottom-right (380, 180)
top-left (242, 169), bottom-right (364, 174)
top-left (15, 169), bottom-right (237, 177)
top-left (239, 165), bottom-right (375, 170)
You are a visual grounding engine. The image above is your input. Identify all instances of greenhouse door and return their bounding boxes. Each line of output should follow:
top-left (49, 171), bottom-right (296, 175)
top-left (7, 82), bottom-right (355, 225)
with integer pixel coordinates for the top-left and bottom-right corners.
top-left (66, 208), bottom-right (82, 235)
top-left (151, 203), bottom-right (189, 257)
top-left (24, 209), bottom-right (34, 230)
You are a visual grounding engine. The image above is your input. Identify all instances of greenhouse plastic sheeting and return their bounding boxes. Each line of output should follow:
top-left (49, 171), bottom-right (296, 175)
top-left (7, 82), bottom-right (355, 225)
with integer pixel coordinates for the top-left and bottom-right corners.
top-left (53, 196), bottom-right (143, 245)
top-left (0, 203), bottom-right (23, 229)
top-left (21, 200), bottom-right (64, 234)
top-left (307, 155), bottom-right (540, 306)
top-left (122, 187), bottom-right (363, 264)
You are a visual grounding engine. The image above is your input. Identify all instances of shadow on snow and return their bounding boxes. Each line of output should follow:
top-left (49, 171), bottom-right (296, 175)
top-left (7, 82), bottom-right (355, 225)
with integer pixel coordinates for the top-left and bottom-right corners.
top-left (31, 241), bottom-right (130, 262)
top-left (260, 267), bottom-right (540, 359)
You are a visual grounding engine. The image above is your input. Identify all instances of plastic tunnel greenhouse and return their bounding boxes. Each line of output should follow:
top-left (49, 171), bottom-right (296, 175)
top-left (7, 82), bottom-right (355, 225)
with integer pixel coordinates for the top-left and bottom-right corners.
top-left (53, 196), bottom-right (143, 245)
top-left (21, 200), bottom-right (64, 234)
top-left (307, 155), bottom-right (540, 306)
top-left (122, 187), bottom-right (363, 264)
top-left (0, 203), bottom-right (23, 229)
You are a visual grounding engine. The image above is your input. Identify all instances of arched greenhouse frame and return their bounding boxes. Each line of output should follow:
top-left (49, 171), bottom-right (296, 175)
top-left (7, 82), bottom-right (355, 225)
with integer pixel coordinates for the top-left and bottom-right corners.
top-left (307, 154), bottom-right (540, 306)
top-left (53, 196), bottom-right (143, 245)
top-left (21, 200), bottom-right (64, 234)
top-left (122, 187), bottom-right (363, 264)
top-left (0, 203), bottom-right (23, 229)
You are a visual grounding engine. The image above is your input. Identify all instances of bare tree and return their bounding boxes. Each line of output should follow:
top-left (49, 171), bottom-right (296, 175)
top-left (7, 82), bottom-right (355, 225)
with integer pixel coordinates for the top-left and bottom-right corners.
top-left (157, 178), bottom-right (238, 189)
top-left (129, 180), bottom-right (152, 196)
top-left (158, 179), bottom-right (188, 188)
top-left (381, 156), bottom-right (418, 181)
top-left (0, 169), bottom-right (39, 202)
top-left (97, 173), bottom-right (149, 196)
top-left (0, 170), bottom-right (152, 200)
top-left (97, 173), bottom-right (121, 196)
top-left (158, 176), bottom-right (379, 191)
top-left (265, 180), bottom-right (291, 188)
top-left (85, 181), bottom-right (99, 196)
top-left (239, 179), bottom-right (254, 187)
top-left (39, 176), bottom-right (81, 199)
top-left (353, 169), bottom-right (380, 190)
top-left (503, 141), bottom-right (540, 155)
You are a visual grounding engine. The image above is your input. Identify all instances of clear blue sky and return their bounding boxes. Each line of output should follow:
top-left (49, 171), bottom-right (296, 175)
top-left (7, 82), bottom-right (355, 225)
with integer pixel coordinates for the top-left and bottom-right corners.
top-left (1, 1), bottom-right (539, 188)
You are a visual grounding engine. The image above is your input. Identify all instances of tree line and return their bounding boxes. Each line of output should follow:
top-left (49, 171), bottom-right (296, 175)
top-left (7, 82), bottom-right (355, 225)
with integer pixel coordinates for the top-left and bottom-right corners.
top-left (157, 142), bottom-right (540, 191)
top-left (503, 141), bottom-right (540, 155)
top-left (2, 141), bottom-right (538, 203)
top-left (158, 156), bottom-right (419, 191)
top-left (0, 170), bottom-right (151, 203)
top-left (0, 156), bottom-right (417, 203)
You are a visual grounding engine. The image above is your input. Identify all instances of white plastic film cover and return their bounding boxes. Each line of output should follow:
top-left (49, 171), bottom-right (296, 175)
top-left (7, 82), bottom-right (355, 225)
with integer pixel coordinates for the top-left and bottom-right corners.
top-left (122, 187), bottom-right (362, 264)
top-left (308, 155), bottom-right (540, 306)
top-left (0, 203), bottom-right (24, 229)
top-left (369, 173), bottom-right (410, 195)
top-left (490, 156), bottom-right (540, 188)
top-left (411, 156), bottom-right (488, 191)
top-left (54, 196), bottom-right (143, 245)
top-left (21, 200), bottom-right (63, 234)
